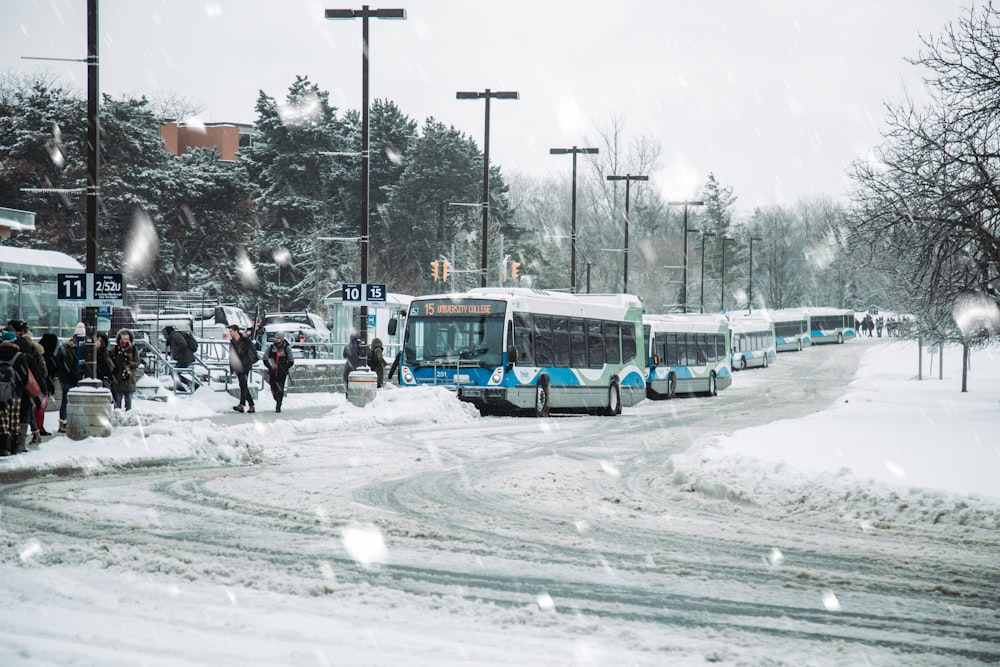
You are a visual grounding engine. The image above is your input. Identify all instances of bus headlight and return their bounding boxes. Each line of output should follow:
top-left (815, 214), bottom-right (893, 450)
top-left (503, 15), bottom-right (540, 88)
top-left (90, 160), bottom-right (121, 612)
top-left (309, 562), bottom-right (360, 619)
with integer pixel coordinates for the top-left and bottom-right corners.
top-left (401, 366), bottom-right (414, 384)
top-left (489, 367), bottom-right (504, 384)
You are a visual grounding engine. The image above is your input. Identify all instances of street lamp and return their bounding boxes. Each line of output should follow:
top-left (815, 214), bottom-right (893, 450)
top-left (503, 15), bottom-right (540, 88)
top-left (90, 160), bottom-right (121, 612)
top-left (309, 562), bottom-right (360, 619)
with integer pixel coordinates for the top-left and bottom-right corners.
top-left (325, 4), bottom-right (405, 346)
top-left (668, 201), bottom-right (705, 314)
top-left (607, 173), bottom-right (649, 293)
top-left (699, 230), bottom-right (717, 313)
top-left (749, 235), bottom-right (763, 312)
top-left (720, 235), bottom-right (734, 312)
top-left (457, 89), bottom-right (519, 287)
top-left (551, 146), bottom-right (598, 293)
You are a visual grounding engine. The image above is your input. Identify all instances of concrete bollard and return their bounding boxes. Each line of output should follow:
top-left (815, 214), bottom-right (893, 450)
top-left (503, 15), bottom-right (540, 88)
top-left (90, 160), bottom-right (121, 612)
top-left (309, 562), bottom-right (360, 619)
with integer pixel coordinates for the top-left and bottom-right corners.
top-left (347, 369), bottom-right (378, 407)
top-left (66, 378), bottom-right (114, 440)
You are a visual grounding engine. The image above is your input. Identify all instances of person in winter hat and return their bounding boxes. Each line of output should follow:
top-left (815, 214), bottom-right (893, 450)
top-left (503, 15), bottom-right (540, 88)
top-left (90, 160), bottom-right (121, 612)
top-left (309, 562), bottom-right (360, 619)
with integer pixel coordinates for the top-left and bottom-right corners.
top-left (263, 332), bottom-right (295, 413)
top-left (111, 328), bottom-right (140, 411)
top-left (0, 330), bottom-right (29, 456)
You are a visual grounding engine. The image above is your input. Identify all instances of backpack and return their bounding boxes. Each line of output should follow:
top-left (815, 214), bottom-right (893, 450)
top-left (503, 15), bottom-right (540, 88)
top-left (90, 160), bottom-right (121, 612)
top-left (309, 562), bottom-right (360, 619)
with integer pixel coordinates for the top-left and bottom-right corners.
top-left (0, 352), bottom-right (21, 404)
top-left (182, 331), bottom-right (198, 352)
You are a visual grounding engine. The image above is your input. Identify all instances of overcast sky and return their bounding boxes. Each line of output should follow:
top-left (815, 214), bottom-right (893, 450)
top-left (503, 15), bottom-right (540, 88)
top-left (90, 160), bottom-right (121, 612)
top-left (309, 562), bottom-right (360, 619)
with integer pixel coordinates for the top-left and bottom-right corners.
top-left (6, 0), bottom-right (972, 214)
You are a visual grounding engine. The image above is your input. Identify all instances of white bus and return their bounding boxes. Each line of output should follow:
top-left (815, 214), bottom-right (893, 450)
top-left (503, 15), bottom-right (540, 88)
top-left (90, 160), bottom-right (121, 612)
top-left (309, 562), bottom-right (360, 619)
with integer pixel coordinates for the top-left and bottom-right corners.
top-left (806, 307), bottom-right (857, 345)
top-left (643, 314), bottom-right (732, 398)
top-left (399, 288), bottom-right (646, 416)
top-left (729, 314), bottom-right (776, 370)
top-left (767, 308), bottom-right (812, 352)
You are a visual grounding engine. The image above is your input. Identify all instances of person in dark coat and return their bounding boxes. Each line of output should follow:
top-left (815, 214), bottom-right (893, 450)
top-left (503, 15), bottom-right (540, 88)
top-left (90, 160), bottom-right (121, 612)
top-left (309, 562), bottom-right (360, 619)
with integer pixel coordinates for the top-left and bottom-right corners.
top-left (342, 332), bottom-right (361, 398)
top-left (9, 320), bottom-right (44, 451)
top-left (369, 337), bottom-right (386, 388)
top-left (112, 328), bottom-right (140, 411)
top-left (0, 330), bottom-right (30, 456)
top-left (94, 332), bottom-right (118, 400)
top-left (163, 325), bottom-right (195, 392)
top-left (229, 324), bottom-right (258, 413)
top-left (54, 323), bottom-right (86, 432)
top-left (264, 333), bottom-right (294, 413)
top-left (37, 332), bottom-right (59, 436)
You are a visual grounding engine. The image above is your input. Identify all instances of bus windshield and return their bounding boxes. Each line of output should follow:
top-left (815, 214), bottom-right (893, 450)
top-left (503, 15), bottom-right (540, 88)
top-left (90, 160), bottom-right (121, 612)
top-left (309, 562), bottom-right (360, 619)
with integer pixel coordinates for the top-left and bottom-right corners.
top-left (403, 314), bottom-right (505, 367)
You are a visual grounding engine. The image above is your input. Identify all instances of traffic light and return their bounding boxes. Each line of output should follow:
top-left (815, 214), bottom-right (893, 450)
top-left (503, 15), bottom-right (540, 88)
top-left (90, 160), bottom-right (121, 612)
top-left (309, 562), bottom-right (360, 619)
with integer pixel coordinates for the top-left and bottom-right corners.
top-left (510, 261), bottom-right (521, 280)
top-left (442, 260), bottom-right (450, 281)
top-left (431, 260), bottom-right (440, 281)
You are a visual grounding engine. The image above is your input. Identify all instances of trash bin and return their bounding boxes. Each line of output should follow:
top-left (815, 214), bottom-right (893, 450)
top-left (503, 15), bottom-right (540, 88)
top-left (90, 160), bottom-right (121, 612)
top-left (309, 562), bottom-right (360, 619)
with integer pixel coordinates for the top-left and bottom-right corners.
top-left (347, 368), bottom-right (378, 407)
top-left (65, 378), bottom-right (113, 440)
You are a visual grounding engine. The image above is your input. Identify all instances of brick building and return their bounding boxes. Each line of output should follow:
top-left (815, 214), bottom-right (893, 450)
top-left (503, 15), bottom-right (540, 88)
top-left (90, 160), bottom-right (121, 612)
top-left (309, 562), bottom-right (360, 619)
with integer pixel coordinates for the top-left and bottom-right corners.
top-left (159, 121), bottom-right (254, 161)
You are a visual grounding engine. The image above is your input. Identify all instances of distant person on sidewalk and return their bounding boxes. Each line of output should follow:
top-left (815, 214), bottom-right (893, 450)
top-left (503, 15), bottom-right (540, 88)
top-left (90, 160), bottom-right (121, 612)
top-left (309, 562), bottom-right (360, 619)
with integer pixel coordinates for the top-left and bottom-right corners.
top-left (264, 333), bottom-right (295, 413)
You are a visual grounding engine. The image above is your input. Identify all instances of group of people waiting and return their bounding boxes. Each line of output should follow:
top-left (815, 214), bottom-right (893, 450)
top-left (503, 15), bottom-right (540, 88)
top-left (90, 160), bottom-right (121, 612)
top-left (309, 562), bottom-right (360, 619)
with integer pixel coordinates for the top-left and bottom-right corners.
top-left (0, 320), bottom-right (140, 457)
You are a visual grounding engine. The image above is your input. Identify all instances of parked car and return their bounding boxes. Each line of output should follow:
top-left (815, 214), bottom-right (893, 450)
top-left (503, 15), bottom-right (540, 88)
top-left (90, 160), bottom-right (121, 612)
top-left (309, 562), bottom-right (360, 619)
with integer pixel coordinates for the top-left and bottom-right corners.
top-left (261, 312), bottom-right (332, 355)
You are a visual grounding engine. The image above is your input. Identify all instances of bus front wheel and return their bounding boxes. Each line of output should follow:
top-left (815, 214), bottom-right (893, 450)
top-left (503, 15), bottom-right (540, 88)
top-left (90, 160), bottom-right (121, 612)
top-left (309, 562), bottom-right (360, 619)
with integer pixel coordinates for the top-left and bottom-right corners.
top-left (666, 372), bottom-right (677, 400)
top-left (763, 354), bottom-right (769, 368)
top-left (837, 332), bottom-right (844, 344)
top-left (605, 379), bottom-right (622, 416)
top-left (533, 379), bottom-right (551, 418)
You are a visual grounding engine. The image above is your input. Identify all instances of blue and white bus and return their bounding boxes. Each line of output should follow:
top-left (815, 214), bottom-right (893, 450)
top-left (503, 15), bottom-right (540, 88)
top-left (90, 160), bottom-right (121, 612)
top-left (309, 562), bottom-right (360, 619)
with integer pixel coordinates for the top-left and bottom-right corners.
top-left (399, 288), bottom-right (646, 416)
top-left (767, 308), bottom-right (812, 352)
top-left (643, 314), bottom-right (732, 398)
top-left (805, 307), bottom-right (857, 345)
top-left (729, 314), bottom-right (776, 370)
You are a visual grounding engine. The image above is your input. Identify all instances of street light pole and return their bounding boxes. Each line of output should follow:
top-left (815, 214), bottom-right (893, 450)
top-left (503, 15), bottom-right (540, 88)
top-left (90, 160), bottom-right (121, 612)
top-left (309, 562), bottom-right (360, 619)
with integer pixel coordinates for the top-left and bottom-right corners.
top-left (668, 201), bottom-right (705, 314)
top-left (607, 173), bottom-right (649, 293)
top-left (699, 230), bottom-right (717, 313)
top-left (457, 89), bottom-right (519, 287)
top-left (720, 235), bottom-right (734, 312)
top-left (749, 235), bottom-right (763, 312)
top-left (551, 146), bottom-right (598, 293)
top-left (325, 4), bottom-right (405, 346)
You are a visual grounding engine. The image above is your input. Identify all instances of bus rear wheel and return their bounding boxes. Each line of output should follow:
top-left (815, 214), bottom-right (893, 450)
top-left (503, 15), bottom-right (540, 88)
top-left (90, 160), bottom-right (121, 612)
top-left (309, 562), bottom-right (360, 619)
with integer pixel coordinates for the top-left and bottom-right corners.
top-left (533, 379), bottom-right (550, 418)
top-left (763, 353), bottom-right (769, 368)
top-left (707, 372), bottom-right (717, 397)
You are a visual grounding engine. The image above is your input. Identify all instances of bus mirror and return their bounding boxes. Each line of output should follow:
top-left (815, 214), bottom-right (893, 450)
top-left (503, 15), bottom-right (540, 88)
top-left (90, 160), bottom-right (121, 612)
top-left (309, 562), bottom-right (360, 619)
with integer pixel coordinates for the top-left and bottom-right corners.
top-left (387, 318), bottom-right (397, 336)
top-left (507, 346), bottom-right (518, 368)
top-left (652, 355), bottom-right (660, 366)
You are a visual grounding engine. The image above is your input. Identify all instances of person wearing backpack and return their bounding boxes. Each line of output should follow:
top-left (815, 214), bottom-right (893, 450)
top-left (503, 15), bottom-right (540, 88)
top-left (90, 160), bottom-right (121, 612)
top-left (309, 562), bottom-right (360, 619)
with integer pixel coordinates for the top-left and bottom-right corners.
top-left (228, 324), bottom-right (258, 413)
top-left (0, 330), bottom-right (30, 456)
top-left (164, 325), bottom-right (196, 393)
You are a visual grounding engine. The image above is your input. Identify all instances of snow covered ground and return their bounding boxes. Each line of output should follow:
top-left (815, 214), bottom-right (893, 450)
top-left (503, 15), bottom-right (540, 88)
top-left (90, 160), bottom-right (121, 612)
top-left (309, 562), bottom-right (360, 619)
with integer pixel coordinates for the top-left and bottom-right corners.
top-left (6, 339), bottom-right (997, 501)
top-left (0, 339), bottom-right (997, 666)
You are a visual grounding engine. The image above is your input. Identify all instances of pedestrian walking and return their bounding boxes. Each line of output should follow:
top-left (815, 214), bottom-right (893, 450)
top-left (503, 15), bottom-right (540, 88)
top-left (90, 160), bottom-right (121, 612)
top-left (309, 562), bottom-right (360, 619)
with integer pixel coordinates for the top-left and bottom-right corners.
top-left (229, 324), bottom-right (258, 413)
top-left (264, 333), bottom-right (294, 413)
top-left (112, 328), bottom-right (140, 410)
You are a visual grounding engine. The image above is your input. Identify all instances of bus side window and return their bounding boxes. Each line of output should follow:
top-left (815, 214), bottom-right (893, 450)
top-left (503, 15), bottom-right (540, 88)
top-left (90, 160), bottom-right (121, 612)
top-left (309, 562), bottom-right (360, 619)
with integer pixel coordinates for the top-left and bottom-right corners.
top-left (570, 319), bottom-right (587, 368)
top-left (514, 313), bottom-right (534, 366)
